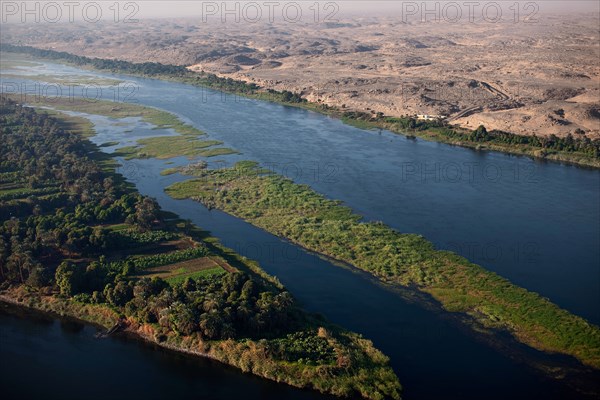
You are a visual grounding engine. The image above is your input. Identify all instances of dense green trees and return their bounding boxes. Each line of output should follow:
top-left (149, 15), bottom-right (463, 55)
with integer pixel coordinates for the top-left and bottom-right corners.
top-left (0, 96), bottom-right (402, 400)
top-left (54, 260), bottom-right (108, 296)
top-left (131, 197), bottom-right (160, 231)
top-left (368, 114), bottom-right (600, 158)
top-left (104, 281), bottom-right (134, 307)
top-left (0, 98), bottom-right (301, 341)
top-left (279, 90), bottom-right (306, 103)
top-left (167, 161), bottom-right (600, 369)
top-left (271, 331), bottom-right (336, 365)
top-left (121, 271), bottom-right (300, 340)
top-left (0, 44), bottom-right (188, 76)
top-left (55, 261), bottom-right (83, 296)
top-left (0, 98), bottom-right (172, 285)
top-left (342, 112), bottom-right (599, 159)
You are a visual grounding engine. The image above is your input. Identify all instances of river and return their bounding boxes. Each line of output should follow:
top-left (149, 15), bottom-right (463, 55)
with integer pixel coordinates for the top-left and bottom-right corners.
top-left (0, 304), bottom-right (336, 400)
top-left (1, 59), bottom-right (599, 399)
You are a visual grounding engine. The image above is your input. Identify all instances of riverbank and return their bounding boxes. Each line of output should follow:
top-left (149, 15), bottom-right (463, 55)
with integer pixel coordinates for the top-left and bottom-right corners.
top-left (0, 287), bottom-right (400, 400)
top-left (1, 94), bottom-right (239, 160)
top-left (338, 116), bottom-right (600, 169)
top-left (10, 90), bottom-right (600, 372)
top-left (0, 99), bottom-right (401, 400)
top-left (1, 45), bottom-right (598, 169)
top-left (165, 161), bottom-right (600, 370)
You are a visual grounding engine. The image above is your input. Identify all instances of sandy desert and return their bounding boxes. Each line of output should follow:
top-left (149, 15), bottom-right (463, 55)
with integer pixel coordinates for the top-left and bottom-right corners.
top-left (2, 10), bottom-right (599, 138)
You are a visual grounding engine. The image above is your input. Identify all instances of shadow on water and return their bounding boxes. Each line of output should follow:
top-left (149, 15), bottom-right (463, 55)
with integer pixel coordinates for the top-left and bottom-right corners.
top-left (123, 158), bottom-right (599, 400)
top-left (2, 63), bottom-right (599, 400)
top-left (0, 303), bottom-right (338, 400)
top-left (6, 63), bottom-right (599, 324)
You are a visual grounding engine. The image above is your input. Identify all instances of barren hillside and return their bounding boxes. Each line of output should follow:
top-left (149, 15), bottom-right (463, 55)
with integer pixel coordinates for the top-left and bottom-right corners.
top-left (3, 13), bottom-right (599, 138)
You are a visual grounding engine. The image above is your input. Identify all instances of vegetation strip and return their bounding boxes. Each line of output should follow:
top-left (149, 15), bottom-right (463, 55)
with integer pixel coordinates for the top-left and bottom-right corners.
top-left (166, 161), bottom-right (600, 369)
top-left (2, 95), bottom-right (238, 160)
top-left (0, 98), bottom-right (401, 400)
top-left (114, 137), bottom-right (234, 160)
top-left (2, 45), bottom-right (598, 168)
top-left (5, 95), bottom-right (205, 136)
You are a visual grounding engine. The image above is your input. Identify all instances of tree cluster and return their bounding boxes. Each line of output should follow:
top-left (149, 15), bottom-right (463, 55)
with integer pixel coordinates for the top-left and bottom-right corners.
top-left (0, 98), bottom-right (301, 344)
top-left (0, 98), bottom-right (159, 284)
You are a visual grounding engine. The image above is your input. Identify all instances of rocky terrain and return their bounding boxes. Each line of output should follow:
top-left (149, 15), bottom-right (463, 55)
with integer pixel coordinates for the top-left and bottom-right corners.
top-left (2, 12), bottom-right (599, 138)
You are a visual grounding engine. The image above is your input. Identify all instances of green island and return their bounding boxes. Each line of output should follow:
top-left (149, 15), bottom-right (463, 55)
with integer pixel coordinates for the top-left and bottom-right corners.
top-left (99, 141), bottom-right (120, 147)
top-left (10, 72), bottom-right (599, 371)
top-left (0, 98), bottom-right (401, 400)
top-left (114, 137), bottom-right (237, 160)
top-left (5, 94), bottom-right (204, 135)
top-left (2, 44), bottom-right (598, 168)
top-left (165, 161), bottom-right (600, 369)
top-left (2, 95), bottom-right (238, 159)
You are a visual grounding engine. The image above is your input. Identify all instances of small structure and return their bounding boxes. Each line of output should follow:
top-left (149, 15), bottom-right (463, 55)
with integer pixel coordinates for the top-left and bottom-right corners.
top-left (416, 114), bottom-right (447, 121)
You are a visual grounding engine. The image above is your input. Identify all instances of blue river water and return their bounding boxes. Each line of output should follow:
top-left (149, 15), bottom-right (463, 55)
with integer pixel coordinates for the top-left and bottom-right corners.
top-left (1, 59), bottom-right (599, 399)
top-left (6, 59), bottom-right (597, 322)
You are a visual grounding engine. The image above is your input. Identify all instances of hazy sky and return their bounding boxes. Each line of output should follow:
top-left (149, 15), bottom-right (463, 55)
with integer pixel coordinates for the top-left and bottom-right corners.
top-left (123, 1), bottom-right (598, 18)
top-left (120, 1), bottom-right (600, 19)
top-left (1, 1), bottom-right (598, 23)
